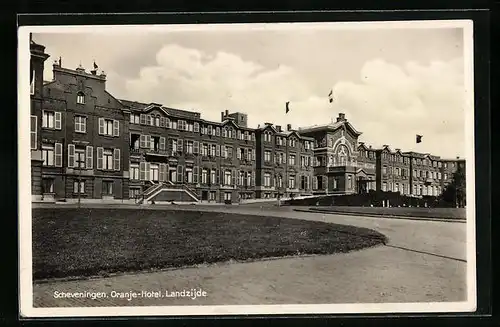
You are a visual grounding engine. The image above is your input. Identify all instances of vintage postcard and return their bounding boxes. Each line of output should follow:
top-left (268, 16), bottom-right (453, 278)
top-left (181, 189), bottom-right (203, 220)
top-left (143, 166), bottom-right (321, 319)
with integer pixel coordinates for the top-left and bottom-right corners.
top-left (18, 19), bottom-right (476, 317)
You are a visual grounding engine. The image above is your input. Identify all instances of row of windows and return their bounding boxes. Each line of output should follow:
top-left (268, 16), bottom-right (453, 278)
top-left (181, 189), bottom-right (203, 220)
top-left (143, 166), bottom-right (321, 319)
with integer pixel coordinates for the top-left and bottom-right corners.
top-left (262, 131), bottom-right (313, 149)
top-left (264, 151), bottom-right (312, 166)
top-left (130, 113), bottom-right (256, 140)
top-left (41, 178), bottom-right (115, 196)
top-left (132, 135), bottom-right (256, 160)
top-left (36, 112), bottom-right (121, 138)
top-left (40, 143), bottom-right (121, 171)
top-left (130, 162), bottom-right (255, 186)
top-left (262, 173), bottom-right (310, 189)
top-left (380, 183), bottom-right (442, 196)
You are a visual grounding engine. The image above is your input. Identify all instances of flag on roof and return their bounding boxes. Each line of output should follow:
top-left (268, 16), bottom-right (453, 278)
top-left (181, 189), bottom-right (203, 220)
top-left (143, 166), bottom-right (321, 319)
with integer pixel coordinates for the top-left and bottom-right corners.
top-left (93, 61), bottom-right (98, 69)
top-left (285, 101), bottom-right (290, 114)
top-left (416, 134), bottom-right (423, 143)
top-left (328, 89), bottom-right (335, 103)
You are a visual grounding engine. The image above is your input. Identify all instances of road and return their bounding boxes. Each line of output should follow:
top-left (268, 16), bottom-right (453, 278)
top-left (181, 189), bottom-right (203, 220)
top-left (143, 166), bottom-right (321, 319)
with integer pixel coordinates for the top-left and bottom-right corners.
top-left (31, 204), bottom-right (469, 308)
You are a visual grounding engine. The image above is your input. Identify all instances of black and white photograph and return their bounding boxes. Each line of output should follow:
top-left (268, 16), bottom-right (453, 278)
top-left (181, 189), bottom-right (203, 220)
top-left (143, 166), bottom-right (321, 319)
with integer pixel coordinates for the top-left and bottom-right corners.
top-left (18, 19), bottom-right (476, 317)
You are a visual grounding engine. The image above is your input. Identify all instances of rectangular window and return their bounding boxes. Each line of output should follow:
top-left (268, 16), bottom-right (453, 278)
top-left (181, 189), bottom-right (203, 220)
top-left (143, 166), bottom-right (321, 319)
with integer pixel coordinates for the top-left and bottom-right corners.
top-left (99, 118), bottom-right (119, 136)
top-left (224, 170), bottom-right (232, 185)
top-left (30, 115), bottom-right (37, 150)
top-left (264, 173), bottom-right (271, 187)
top-left (74, 116), bottom-right (87, 133)
top-left (264, 151), bottom-right (271, 162)
top-left (42, 145), bottom-right (55, 166)
top-left (73, 180), bottom-right (85, 194)
top-left (130, 164), bottom-right (140, 180)
top-left (288, 175), bottom-right (296, 189)
top-left (102, 149), bottom-right (113, 170)
top-left (42, 111), bottom-right (55, 129)
top-left (186, 141), bottom-right (194, 154)
top-left (102, 181), bottom-right (113, 196)
top-left (289, 155), bottom-right (296, 166)
top-left (75, 148), bottom-right (85, 168)
top-left (77, 93), bottom-right (85, 104)
top-left (202, 169), bottom-right (208, 184)
top-left (42, 178), bottom-right (54, 194)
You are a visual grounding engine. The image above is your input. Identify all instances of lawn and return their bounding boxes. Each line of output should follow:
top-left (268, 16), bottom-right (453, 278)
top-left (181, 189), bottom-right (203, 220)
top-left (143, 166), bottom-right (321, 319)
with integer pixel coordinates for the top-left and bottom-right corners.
top-left (32, 208), bottom-right (387, 281)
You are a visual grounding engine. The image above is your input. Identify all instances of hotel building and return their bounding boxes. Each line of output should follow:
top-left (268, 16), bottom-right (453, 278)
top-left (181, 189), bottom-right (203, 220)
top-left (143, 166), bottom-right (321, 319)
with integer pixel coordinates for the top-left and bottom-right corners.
top-left (29, 38), bottom-right (465, 203)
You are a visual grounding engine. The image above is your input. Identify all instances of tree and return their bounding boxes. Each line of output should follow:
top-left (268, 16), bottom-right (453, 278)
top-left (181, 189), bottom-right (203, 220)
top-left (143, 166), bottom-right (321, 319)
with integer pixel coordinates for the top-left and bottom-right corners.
top-left (440, 163), bottom-right (466, 207)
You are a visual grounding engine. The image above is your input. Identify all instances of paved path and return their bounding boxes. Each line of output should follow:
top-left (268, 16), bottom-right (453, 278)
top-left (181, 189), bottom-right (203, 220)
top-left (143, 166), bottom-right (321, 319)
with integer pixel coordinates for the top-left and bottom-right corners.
top-left (33, 204), bottom-right (468, 307)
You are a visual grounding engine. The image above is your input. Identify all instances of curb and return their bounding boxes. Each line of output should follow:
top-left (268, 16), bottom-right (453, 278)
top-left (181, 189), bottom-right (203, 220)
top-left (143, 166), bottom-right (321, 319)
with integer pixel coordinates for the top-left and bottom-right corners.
top-left (294, 209), bottom-right (467, 223)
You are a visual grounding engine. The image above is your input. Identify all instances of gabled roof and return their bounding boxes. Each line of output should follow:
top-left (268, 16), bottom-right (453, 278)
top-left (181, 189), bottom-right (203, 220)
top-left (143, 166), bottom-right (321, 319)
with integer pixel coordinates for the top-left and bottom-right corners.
top-left (298, 120), bottom-right (362, 136)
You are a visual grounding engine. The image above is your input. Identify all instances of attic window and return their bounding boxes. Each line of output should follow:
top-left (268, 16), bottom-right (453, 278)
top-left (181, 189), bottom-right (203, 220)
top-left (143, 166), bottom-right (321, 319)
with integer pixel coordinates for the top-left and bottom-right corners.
top-left (77, 92), bottom-right (85, 105)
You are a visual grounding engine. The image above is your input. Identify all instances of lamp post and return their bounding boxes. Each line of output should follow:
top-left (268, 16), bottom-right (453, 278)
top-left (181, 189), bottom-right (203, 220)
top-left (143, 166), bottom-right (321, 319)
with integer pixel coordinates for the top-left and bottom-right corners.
top-left (76, 158), bottom-right (83, 208)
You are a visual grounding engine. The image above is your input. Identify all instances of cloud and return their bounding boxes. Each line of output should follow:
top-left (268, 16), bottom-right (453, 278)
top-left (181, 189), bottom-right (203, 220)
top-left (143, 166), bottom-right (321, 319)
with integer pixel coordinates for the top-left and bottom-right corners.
top-left (114, 43), bottom-right (466, 158)
top-left (332, 58), bottom-right (465, 157)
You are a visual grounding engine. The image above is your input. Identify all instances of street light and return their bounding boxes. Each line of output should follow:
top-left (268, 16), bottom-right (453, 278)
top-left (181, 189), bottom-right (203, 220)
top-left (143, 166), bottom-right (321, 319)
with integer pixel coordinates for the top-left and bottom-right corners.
top-left (76, 158), bottom-right (83, 208)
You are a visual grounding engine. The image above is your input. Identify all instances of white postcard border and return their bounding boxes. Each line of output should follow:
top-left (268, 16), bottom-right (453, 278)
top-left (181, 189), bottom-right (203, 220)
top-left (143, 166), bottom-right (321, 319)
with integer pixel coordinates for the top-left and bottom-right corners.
top-left (18, 19), bottom-right (477, 317)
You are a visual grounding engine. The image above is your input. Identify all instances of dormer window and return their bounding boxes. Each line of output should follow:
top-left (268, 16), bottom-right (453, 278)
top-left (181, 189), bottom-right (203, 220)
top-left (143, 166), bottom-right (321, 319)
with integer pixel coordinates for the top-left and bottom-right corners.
top-left (77, 92), bottom-right (85, 104)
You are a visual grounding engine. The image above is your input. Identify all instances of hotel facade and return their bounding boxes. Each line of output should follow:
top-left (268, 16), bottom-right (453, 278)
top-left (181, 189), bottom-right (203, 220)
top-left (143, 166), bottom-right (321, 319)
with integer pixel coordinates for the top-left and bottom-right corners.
top-left (29, 39), bottom-right (466, 203)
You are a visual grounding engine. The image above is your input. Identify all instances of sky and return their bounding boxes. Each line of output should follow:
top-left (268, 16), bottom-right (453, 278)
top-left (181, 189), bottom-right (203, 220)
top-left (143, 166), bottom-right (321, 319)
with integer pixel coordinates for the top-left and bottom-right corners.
top-left (32, 23), bottom-right (469, 158)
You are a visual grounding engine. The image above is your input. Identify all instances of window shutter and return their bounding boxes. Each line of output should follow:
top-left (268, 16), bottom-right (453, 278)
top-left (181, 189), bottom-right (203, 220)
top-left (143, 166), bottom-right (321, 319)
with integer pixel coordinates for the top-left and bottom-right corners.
top-left (140, 114), bottom-right (146, 125)
top-left (193, 141), bottom-right (199, 154)
top-left (237, 148), bottom-right (241, 159)
top-left (232, 169), bottom-right (236, 186)
top-left (54, 143), bottom-right (63, 167)
top-left (139, 162), bottom-right (146, 180)
top-left (113, 120), bottom-right (120, 137)
top-left (251, 171), bottom-right (254, 186)
top-left (216, 145), bottom-right (220, 157)
top-left (177, 165), bottom-right (183, 183)
top-left (82, 117), bottom-right (87, 133)
top-left (140, 135), bottom-right (145, 148)
top-left (98, 118), bottom-right (105, 135)
top-left (165, 118), bottom-right (170, 128)
top-left (313, 176), bottom-right (318, 190)
top-left (159, 137), bottom-right (166, 150)
top-left (67, 144), bottom-right (75, 168)
top-left (54, 112), bottom-right (62, 130)
top-left (193, 166), bottom-right (199, 183)
top-left (86, 146), bottom-right (93, 169)
top-left (178, 139), bottom-right (183, 152)
top-left (145, 162), bottom-right (151, 181)
top-left (146, 135), bottom-right (151, 149)
top-left (251, 149), bottom-right (255, 161)
top-left (216, 127), bottom-right (220, 136)
top-left (160, 117), bottom-right (165, 127)
top-left (159, 163), bottom-right (166, 182)
top-left (194, 122), bottom-right (200, 133)
top-left (113, 148), bottom-right (121, 171)
top-left (96, 147), bottom-right (104, 170)
top-left (216, 169), bottom-right (220, 185)
top-left (30, 115), bottom-right (37, 150)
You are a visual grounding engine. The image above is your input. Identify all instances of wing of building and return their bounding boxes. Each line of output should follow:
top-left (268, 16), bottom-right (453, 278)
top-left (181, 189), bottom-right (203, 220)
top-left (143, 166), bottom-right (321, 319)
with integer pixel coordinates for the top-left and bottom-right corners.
top-left (29, 40), bottom-right (466, 204)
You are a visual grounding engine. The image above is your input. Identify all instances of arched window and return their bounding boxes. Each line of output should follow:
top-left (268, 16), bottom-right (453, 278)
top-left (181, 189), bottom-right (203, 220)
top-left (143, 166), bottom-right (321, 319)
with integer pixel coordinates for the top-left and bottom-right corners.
top-left (337, 144), bottom-right (349, 166)
top-left (76, 92), bottom-right (85, 104)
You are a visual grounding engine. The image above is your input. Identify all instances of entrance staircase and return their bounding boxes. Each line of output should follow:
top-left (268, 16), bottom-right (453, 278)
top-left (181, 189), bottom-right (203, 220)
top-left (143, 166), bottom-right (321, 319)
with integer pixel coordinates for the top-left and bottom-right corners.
top-left (136, 181), bottom-right (200, 204)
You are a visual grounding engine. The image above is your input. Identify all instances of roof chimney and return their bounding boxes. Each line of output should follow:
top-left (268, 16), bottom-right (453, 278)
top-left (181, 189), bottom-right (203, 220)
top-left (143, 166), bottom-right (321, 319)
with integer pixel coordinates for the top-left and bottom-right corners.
top-left (276, 125), bottom-right (282, 132)
top-left (336, 113), bottom-right (346, 122)
top-left (383, 144), bottom-right (389, 148)
top-left (456, 156), bottom-right (460, 159)
top-left (225, 110), bottom-right (229, 116)
top-left (221, 111), bottom-right (225, 121)
top-left (287, 124), bottom-right (292, 131)
top-left (369, 145), bottom-right (372, 149)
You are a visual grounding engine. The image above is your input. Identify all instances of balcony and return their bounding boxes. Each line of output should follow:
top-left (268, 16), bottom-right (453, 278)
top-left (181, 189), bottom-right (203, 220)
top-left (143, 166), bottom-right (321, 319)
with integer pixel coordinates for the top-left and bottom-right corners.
top-left (145, 149), bottom-right (170, 157)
